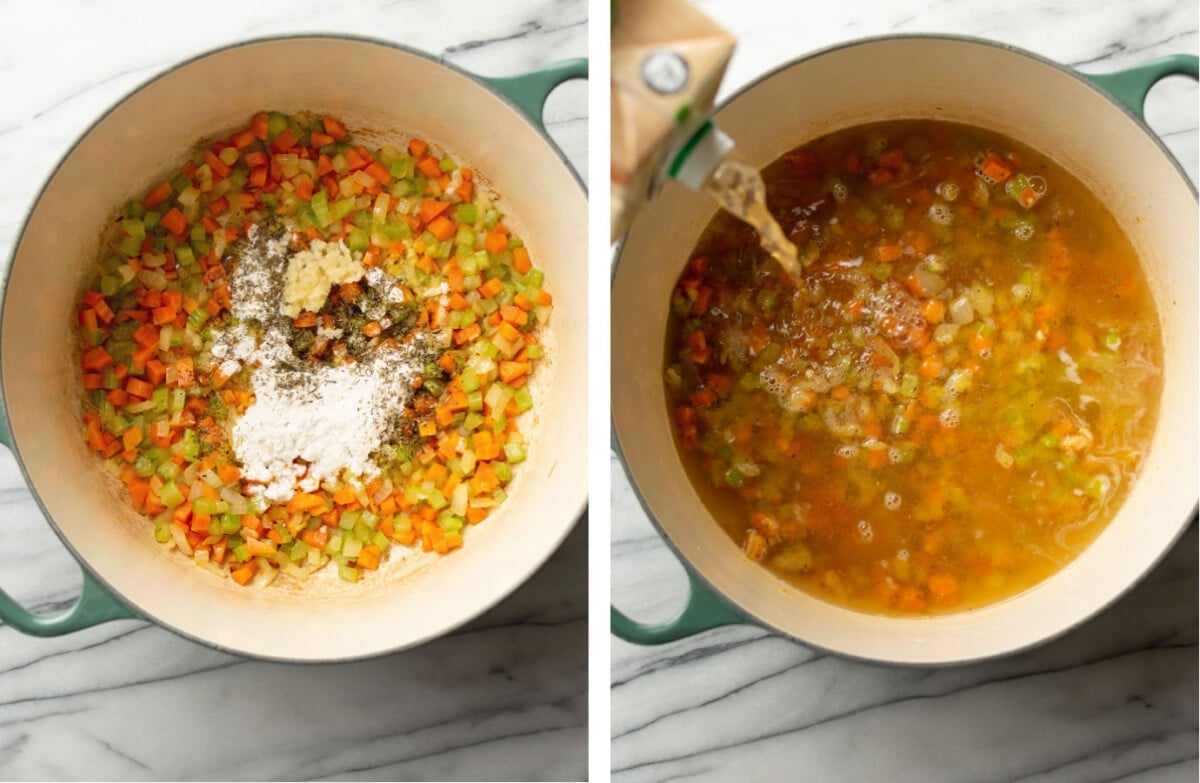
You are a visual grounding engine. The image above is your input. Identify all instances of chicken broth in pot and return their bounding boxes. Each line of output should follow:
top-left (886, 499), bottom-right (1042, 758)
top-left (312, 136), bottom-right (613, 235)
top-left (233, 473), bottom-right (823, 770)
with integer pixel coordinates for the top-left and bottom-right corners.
top-left (665, 120), bottom-right (1161, 615)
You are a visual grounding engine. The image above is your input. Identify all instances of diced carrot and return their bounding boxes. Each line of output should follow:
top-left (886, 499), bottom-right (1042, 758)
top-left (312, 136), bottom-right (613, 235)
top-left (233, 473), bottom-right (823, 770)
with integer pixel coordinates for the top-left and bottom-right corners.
top-left (231, 561), bottom-right (258, 586)
top-left (497, 320), bottom-right (521, 342)
top-left (246, 538), bottom-right (277, 556)
top-left (122, 426), bottom-right (143, 450)
top-left (484, 226), bottom-right (509, 254)
top-left (204, 148), bottom-right (231, 178)
top-left (417, 155), bottom-right (443, 179)
top-left (428, 216), bottom-right (462, 245)
top-left (145, 360), bottom-right (167, 385)
top-left (81, 346), bottom-right (114, 372)
top-left (927, 573), bottom-right (959, 601)
top-left (143, 181), bottom-right (173, 210)
top-left (300, 526), bottom-right (330, 549)
top-left (294, 176), bottom-right (314, 201)
top-left (919, 354), bottom-right (943, 380)
top-left (269, 128), bottom-right (296, 153)
top-left (250, 112), bottom-right (269, 140)
top-left (231, 130), bottom-right (256, 149)
top-left (512, 246), bottom-right (532, 274)
top-left (478, 278), bottom-right (504, 299)
top-left (160, 207), bottom-right (188, 237)
top-left (357, 544), bottom-right (381, 570)
top-left (877, 243), bottom-right (902, 263)
top-left (408, 138), bottom-right (428, 158)
top-left (364, 161), bottom-right (392, 185)
top-left (500, 305), bottom-right (528, 326)
top-left (216, 463), bottom-right (241, 484)
top-left (419, 198), bottom-right (450, 225)
top-left (498, 361), bottom-right (529, 384)
top-left (322, 116), bottom-right (347, 141)
top-left (979, 152), bottom-right (1012, 183)
top-left (921, 299), bottom-right (946, 324)
top-left (124, 377), bottom-right (153, 399)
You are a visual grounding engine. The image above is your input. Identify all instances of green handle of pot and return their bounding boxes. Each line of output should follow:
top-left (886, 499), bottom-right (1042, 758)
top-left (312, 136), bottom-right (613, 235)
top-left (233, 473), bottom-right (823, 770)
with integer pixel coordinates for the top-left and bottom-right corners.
top-left (612, 570), bottom-right (748, 644)
top-left (0, 393), bottom-right (138, 636)
top-left (0, 570), bottom-right (137, 636)
top-left (1086, 54), bottom-right (1199, 120)
top-left (486, 58), bottom-right (588, 130)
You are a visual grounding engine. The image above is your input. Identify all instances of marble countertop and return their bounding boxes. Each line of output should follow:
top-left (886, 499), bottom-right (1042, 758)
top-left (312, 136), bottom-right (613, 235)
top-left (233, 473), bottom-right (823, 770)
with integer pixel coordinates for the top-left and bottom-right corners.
top-left (0, 1), bottom-right (586, 781)
top-left (612, 0), bottom-right (1198, 780)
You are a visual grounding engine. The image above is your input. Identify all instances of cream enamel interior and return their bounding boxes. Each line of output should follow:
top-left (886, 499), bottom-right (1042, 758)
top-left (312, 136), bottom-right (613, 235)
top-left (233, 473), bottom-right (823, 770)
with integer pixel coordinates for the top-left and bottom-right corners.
top-left (3, 37), bottom-right (586, 660)
top-left (613, 37), bottom-right (1197, 664)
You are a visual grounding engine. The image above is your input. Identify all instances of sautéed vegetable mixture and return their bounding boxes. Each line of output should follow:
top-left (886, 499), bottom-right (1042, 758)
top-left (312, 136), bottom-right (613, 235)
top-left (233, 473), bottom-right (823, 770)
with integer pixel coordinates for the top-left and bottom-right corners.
top-left (78, 111), bottom-right (551, 587)
top-left (666, 120), bottom-right (1161, 615)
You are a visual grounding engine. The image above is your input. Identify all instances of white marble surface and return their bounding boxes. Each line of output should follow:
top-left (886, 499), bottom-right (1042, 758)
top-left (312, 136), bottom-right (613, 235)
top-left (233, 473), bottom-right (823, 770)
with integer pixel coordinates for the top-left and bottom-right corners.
top-left (612, 0), bottom-right (1198, 780)
top-left (0, 1), bottom-right (587, 780)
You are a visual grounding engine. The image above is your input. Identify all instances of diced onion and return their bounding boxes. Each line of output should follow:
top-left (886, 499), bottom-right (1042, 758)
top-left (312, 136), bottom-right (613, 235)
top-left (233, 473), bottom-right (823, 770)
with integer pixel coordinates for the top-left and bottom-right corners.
top-left (949, 295), bottom-right (974, 325)
top-left (171, 526), bottom-right (193, 556)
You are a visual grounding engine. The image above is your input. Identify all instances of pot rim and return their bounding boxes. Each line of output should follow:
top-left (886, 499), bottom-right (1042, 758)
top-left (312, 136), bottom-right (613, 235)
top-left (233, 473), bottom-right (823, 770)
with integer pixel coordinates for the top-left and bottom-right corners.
top-left (2, 32), bottom-right (587, 663)
top-left (611, 32), bottom-right (1199, 666)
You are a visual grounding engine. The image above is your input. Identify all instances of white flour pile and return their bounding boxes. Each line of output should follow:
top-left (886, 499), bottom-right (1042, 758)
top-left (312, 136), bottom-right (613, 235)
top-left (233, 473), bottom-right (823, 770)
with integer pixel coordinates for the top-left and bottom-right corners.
top-left (219, 223), bottom-right (439, 502)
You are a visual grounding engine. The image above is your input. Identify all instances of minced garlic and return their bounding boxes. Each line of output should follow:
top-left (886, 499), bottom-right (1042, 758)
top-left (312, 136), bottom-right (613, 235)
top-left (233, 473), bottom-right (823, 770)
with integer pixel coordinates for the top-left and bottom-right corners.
top-left (280, 238), bottom-right (363, 318)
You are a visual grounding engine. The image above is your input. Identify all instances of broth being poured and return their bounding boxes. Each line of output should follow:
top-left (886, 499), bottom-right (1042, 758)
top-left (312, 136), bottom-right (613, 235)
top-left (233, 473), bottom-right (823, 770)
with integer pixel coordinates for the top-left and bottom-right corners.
top-left (665, 120), bottom-right (1161, 615)
top-left (703, 155), bottom-right (802, 282)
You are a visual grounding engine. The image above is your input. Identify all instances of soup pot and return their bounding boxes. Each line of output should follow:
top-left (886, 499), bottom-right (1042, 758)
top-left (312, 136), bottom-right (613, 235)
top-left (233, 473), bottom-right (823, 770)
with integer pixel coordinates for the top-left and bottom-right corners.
top-left (0, 36), bottom-right (588, 661)
top-left (612, 35), bottom-right (1197, 665)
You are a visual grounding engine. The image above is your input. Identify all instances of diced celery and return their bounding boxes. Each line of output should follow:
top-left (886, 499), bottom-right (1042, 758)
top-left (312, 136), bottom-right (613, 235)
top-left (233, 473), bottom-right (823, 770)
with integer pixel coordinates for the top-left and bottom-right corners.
top-left (455, 204), bottom-right (478, 223)
top-left (325, 533), bottom-right (344, 555)
top-left (493, 461), bottom-right (513, 484)
top-left (267, 112), bottom-right (288, 137)
top-left (153, 520), bottom-right (172, 543)
top-left (133, 454), bottom-right (155, 478)
top-left (342, 537), bottom-right (363, 559)
top-left (371, 531), bottom-right (391, 551)
top-left (513, 387), bottom-right (533, 413)
top-left (340, 509), bottom-right (361, 530)
top-left (427, 490), bottom-right (448, 511)
top-left (158, 482), bottom-right (184, 508)
top-left (310, 190), bottom-right (331, 227)
top-left (220, 514), bottom-right (241, 535)
top-left (180, 429), bottom-right (200, 461)
top-left (337, 563), bottom-right (360, 582)
top-left (156, 460), bottom-right (180, 481)
top-left (347, 228), bottom-right (369, 252)
top-left (353, 522), bottom-right (372, 542)
top-left (463, 412), bottom-right (485, 431)
top-left (360, 511), bottom-right (379, 530)
top-left (194, 497), bottom-right (221, 516)
top-left (151, 387), bottom-right (169, 414)
top-left (439, 156), bottom-right (457, 173)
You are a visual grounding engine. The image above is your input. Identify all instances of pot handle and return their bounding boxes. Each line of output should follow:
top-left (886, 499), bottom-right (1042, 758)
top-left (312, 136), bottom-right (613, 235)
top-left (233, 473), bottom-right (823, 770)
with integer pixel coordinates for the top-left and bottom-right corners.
top-left (0, 405), bottom-right (138, 636)
top-left (1085, 54), bottom-right (1199, 120)
top-left (486, 58), bottom-right (588, 130)
top-left (612, 570), bottom-right (748, 644)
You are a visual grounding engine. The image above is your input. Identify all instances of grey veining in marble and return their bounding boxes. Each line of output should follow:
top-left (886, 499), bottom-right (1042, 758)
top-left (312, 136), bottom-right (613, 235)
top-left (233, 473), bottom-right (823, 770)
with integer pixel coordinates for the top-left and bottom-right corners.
top-left (0, 1), bottom-right (587, 780)
top-left (612, 0), bottom-right (1198, 781)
